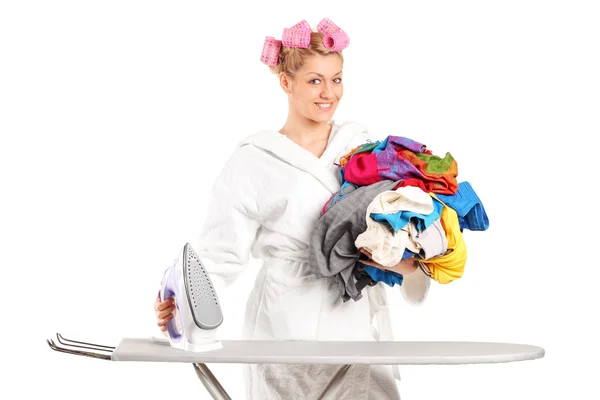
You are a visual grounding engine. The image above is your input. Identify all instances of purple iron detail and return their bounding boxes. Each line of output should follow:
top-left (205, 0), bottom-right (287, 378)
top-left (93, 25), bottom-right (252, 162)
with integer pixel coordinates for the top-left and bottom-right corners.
top-left (161, 262), bottom-right (183, 343)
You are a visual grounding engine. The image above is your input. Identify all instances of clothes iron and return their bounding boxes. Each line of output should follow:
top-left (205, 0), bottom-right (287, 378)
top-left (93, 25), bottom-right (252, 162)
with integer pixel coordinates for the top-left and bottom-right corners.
top-left (158, 242), bottom-right (224, 352)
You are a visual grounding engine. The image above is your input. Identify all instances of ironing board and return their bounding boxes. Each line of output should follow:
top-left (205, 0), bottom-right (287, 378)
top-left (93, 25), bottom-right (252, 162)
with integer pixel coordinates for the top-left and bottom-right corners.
top-left (111, 338), bottom-right (545, 400)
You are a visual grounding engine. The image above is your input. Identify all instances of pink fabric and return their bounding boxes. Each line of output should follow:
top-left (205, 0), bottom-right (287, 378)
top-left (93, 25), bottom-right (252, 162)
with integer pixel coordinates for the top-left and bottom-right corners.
top-left (343, 153), bottom-right (381, 185)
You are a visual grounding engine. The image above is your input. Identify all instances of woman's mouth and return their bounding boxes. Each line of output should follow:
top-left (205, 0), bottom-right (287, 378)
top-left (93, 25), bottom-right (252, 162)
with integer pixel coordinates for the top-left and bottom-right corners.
top-left (315, 102), bottom-right (333, 110)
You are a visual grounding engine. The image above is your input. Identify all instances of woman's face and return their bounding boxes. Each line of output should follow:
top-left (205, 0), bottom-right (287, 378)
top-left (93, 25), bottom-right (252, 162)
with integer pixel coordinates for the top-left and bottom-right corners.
top-left (285, 54), bottom-right (343, 123)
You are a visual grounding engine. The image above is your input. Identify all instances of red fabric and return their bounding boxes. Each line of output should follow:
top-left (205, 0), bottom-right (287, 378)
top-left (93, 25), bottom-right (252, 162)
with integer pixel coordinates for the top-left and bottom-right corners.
top-left (342, 152), bottom-right (381, 186)
top-left (393, 178), bottom-right (428, 192)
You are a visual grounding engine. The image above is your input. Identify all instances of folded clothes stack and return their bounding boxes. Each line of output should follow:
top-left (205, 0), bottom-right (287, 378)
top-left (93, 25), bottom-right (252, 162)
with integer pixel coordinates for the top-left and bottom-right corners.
top-left (309, 135), bottom-right (489, 302)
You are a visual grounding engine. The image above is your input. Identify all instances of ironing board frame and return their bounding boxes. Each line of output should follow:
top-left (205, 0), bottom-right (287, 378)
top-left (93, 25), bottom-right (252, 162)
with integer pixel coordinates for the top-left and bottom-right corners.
top-left (192, 362), bottom-right (351, 400)
top-left (47, 334), bottom-right (545, 400)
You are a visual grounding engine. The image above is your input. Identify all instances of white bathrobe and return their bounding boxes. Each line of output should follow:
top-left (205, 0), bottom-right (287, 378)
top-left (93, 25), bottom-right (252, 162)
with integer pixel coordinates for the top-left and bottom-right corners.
top-left (194, 120), bottom-right (431, 399)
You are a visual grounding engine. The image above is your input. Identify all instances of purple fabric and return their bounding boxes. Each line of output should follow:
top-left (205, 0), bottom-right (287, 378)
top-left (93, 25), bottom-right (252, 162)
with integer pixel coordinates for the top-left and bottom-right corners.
top-left (372, 136), bottom-right (429, 182)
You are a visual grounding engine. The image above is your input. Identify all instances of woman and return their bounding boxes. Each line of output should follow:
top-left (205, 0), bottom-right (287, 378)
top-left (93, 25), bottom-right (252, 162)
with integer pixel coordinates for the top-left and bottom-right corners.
top-left (154, 18), bottom-right (430, 399)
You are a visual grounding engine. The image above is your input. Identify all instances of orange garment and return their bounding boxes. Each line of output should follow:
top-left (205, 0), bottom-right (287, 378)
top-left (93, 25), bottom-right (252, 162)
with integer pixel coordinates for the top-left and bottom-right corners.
top-left (396, 150), bottom-right (458, 195)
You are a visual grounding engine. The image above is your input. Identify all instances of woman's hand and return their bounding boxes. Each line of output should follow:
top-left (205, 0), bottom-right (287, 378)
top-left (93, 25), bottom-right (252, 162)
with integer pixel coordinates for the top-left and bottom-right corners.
top-left (155, 295), bottom-right (176, 331)
top-left (358, 248), bottom-right (418, 276)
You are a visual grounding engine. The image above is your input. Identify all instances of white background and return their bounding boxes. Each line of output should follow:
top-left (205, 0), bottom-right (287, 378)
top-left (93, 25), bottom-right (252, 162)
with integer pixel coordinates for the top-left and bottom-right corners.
top-left (2, 1), bottom-right (599, 399)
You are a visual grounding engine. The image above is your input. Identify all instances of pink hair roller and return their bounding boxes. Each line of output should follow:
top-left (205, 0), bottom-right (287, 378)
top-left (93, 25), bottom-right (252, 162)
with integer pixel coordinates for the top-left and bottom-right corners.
top-left (260, 36), bottom-right (282, 66)
top-left (317, 18), bottom-right (349, 51)
top-left (260, 18), bottom-right (349, 66)
top-left (291, 19), bottom-right (311, 31)
top-left (322, 30), bottom-right (349, 51)
top-left (282, 19), bottom-right (312, 48)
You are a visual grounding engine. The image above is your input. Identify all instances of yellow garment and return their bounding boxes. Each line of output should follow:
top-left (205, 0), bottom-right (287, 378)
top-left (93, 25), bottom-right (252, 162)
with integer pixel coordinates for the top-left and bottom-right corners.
top-left (419, 194), bottom-right (467, 284)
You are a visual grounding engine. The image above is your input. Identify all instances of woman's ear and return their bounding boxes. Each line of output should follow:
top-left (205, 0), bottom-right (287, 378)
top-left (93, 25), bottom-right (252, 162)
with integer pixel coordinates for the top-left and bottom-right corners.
top-left (279, 73), bottom-right (293, 94)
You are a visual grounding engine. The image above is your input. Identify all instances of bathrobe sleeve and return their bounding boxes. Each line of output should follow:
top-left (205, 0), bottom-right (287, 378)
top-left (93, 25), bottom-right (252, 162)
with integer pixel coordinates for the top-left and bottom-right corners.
top-left (193, 147), bottom-right (261, 294)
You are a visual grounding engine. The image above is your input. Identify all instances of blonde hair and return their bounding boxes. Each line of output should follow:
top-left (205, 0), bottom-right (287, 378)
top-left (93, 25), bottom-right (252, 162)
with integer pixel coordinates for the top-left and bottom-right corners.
top-left (268, 31), bottom-right (344, 79)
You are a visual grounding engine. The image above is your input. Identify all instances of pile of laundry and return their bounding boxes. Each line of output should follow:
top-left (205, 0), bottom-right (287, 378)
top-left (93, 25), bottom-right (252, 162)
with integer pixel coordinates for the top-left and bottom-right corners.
top-left (309, 135), bottom-right (489, 302)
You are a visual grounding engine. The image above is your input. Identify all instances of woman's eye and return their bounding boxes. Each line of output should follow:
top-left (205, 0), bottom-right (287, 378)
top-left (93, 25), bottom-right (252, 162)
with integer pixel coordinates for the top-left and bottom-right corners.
top-left (310, 78), bottom-right (342, 84)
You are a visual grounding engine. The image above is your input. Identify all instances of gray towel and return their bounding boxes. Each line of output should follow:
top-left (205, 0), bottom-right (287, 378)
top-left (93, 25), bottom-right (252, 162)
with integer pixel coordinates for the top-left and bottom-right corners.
top-left (309, 180), bottom-right (399, 301)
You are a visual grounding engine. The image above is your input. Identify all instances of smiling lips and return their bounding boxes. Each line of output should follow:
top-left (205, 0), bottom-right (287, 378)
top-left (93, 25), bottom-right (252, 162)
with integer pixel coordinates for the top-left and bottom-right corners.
top-left (315, 102), bottom-right (333, 110)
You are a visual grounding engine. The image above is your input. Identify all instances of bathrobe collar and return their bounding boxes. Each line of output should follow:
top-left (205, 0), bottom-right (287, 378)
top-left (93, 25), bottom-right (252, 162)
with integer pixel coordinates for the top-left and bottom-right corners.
top-left (239, 121), bottom-right (365, 193)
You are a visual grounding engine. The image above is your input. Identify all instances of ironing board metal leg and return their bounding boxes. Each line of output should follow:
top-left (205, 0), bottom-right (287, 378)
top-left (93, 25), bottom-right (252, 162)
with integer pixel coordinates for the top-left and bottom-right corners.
top-left (316, 364), bottom-right (353, 400)
top-left (192, 363), bottom-right (232, 400)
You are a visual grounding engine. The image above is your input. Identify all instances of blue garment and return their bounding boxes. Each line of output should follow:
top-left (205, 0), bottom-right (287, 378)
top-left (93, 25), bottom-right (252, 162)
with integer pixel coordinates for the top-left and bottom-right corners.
top-left (370, 197), bottom-right (444, 231)
top-left (364, 265), bottom-right (404, 287)
top-left (361, 248), bottom-right (414, 287)
top-left (401, 248), bottom-right (415, 259)
top-left (321, 180), bottom-right (359, 215)
top-left (434, 181), bottom-right (489, 231)
top-left (371, 136), bottom-right (389, 153)
top-left (337, 181), bottom-right (358, 203)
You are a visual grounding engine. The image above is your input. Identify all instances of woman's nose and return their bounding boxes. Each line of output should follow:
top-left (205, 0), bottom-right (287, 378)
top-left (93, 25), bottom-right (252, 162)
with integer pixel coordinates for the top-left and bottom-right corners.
top-left (321, 82), bottom-right (334, 98)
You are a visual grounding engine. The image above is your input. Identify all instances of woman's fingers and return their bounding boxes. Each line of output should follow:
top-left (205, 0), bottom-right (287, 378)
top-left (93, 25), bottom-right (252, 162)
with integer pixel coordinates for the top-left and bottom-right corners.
top-left (360, 260), bottom-right (376, 267)
top-left (360, 260), bottom-right (388, 270)
top-left (157, 312), bottom-right (174, 327)
top-left (157, 305), bottom-right (175, 319)
top-left (359, 248), bottom-right (381, 268)
top-left (155, 298), bottom-right (175, 312)
top-left (155, 296), bottom-right (176, 330)
top-left (359, 248), bottom-right (372, 258)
